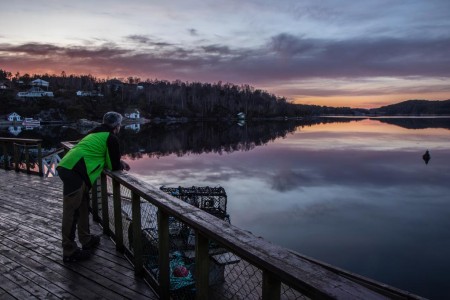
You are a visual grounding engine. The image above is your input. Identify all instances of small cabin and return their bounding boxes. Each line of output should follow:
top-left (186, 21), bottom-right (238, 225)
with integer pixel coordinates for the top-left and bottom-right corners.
top-left (76, 90), bottom-right (104, 97)
top-left (124, 123), bottom-right (141, 131)
top-left (0, 81), bottom-right (11, 90)
top-left (124, 109), bottom-right (140, 119)
top-left (31, 79), bottom-right (50, 88)
top-left (17, 87), bottom-right (54, 98)
top-left (8, 126), bottom-right (22, 136)
top-left (7, 112), bottom-right (22, 122)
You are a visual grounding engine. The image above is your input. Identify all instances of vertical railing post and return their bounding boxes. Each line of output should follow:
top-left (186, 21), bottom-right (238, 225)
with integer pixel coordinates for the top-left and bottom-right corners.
top-left (13, 143), bottom-right (19, 172)
top-left (158, 209), bottom-right (170, 300)
top-left (37, 143), bottom-right (43, 177)
top-left (2, 142), bottom-right (8, 170)
top-left (195, 231), bottom-right (209, 300)
top-left (113, 178), bottom-right (124, 252)
top-left (91, 179), bottom-right (100, 222)
top-left (101, 173), bottom-right (110, 235)
top-left (262, 270), bottom-right (281, 300)
top-left (131, 191), bottom-right (143, 275)
top-left (25, 145), bottom-right (30, 174)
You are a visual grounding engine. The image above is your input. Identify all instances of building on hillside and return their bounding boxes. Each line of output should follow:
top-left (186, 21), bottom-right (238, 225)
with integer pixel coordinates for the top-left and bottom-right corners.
top-left (124, 123), bottom-right (140, 132)
top-left (7, 112), bottom-right (22, 122)
top-left (124, 108), bottom-right (140, 119)
top-left (31, 79), bottom-right (50, 89)
top-left (0, 80), bottom-right (11, 90)
top-left (8, 126), bottom-right (22, 136)
top-left (17, 87), bottom-right (54, 98)
top-left (76, 90), bottom-right (104, 97)
top-left (136, 83), bottom-right (145, 91)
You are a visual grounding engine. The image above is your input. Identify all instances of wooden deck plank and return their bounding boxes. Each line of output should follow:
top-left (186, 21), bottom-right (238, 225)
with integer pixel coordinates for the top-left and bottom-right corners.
top-left (0, 217), bottom-right (151, 295)
top-left (0, 170), bottom-right (158, 300)
top-left (0, 208), bottom-right (154, 299)
top-left (0, 273), bottom-right (38, 299)
top-left (0, 236), bottom-right (121, 300)
top-left (0, 207), bottom-right (135, 270)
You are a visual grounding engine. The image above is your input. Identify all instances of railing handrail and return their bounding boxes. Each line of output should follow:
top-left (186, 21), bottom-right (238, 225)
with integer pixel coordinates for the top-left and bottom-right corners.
top-left (1, 137), bottom-right (44, 176)
top-left (0, 137), bottom-right (43, 144)
top-left (61, 141), bottom-right (425, 300)
top-left (42, 147), bottom-right (65, 160)
top-left (109, 170), bottom-right (423, 300)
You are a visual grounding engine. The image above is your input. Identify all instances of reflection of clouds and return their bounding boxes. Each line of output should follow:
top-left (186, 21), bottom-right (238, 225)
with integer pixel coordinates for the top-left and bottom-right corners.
top-left (129, 140), bottom-right (450, 193)
top-left (269, 168), bottom-right (316, 192)
top-left (123, 120), bottom-right (450, 298)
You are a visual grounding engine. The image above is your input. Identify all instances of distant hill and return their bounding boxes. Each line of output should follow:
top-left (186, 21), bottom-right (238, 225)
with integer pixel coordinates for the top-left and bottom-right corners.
top-left (369, 99), bottom-right (450, 115)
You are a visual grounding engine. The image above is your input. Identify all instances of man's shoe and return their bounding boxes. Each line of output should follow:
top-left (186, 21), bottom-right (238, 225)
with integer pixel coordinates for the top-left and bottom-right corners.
top-left (63, 248), bottom-right (91, 263)
top-left (82, 235), bottom-right (101, 250)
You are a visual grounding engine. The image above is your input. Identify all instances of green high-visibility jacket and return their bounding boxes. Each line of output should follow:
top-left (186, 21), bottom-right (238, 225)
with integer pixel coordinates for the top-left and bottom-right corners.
top-left (58, 126), bottom-right (122, 185)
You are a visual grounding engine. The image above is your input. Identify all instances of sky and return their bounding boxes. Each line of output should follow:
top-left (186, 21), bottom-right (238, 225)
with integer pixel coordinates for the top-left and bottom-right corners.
top-left (0, 0), bottom-right (449, 108)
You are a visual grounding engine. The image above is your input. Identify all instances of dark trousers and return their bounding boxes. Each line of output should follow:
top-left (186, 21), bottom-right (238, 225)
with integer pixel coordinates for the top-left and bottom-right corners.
top-left (58, 167), bottom-right (93, 256)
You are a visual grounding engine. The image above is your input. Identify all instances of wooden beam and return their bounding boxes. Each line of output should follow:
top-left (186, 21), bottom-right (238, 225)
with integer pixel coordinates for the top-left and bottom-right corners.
top-left (100, 173), bottom-right (110, 235)
top-left (37, 143), bottom-right (43, 177)
top-left (91, 179), bottom-right (100, 222)
top-left (157, 209), bottom-right (170, 300)
top-left (262, 270), bottom-right (281, 300)
top-left (131, 191), bottom-right (143, 276)
top-left (112, 179), bottom-right (124, 252)
top-left (195, 231), bottom-right (209, 300)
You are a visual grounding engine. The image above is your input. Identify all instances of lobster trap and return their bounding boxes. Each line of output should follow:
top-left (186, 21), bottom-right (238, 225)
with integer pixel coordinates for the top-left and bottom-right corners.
top-left (160, 186), bottom-right (229, 223)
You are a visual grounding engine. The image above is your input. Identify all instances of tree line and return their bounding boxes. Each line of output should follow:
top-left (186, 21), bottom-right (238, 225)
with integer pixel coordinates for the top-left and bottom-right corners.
top-left (1, 69), bottom-right (366, 120)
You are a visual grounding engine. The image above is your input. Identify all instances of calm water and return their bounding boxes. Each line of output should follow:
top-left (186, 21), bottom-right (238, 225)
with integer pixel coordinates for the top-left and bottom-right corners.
top-left (2, 117), bottom-right (449, 298)
top-left (125, 118), bottom-right (450, 299)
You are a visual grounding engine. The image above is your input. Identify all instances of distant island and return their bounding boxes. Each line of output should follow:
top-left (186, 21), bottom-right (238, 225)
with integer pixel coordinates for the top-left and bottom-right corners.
top-left (1, 69), bottom-right (449, 122)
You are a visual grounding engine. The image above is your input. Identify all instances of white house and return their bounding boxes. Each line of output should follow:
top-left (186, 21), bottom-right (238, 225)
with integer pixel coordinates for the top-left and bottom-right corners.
top-left (76, 90), bottom-right (104, 97)
top-left (124, 123), bottom-right (141, 131)
top-left (31, 79), bottom-right (50, 88)
top-left (7, 112), bottom-right (22, 122)
top-left (124, 109), bottom-right (140, 119)
top-left (0, 81), bottom-right (10, 90)
top-left (17, 87), bottom-right (54, 98)
top-left (8, 126), bottom-right (22, 136)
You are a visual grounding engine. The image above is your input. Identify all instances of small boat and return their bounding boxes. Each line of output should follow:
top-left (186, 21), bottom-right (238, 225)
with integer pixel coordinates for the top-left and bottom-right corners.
top-left (423, 150), bottom-right (431, 164)
top-left (22, 118), bottom-right (41, 126)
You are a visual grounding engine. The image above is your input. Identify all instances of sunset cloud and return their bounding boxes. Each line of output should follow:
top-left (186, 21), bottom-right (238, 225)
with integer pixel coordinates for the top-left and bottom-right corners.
top-left (1, 0), bottom-right (449, 107)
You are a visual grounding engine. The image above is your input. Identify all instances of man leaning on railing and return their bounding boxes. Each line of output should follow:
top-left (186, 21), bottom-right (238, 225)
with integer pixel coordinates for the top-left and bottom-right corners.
top-left (56, 112), bottom-right (130, 263)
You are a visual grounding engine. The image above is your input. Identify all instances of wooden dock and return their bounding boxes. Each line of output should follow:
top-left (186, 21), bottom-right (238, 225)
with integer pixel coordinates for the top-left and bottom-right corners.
top-left (0, 170), bottom-right (158, 300)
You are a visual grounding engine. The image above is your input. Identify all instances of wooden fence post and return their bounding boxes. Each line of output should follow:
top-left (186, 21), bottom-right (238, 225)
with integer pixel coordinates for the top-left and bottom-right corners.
top-left (195, 231), bottom-right (209, 300)
top-left (91, 179), bottom-right (100, 222)
top-left (262, 270), bottom-right (281, 300)
top-left (101, 173), bottom-right (110, 235)
top-left (25, 145), bottom-right (30, 174)
top-left (131, 191), bottom-right (143, 275)
top-left (158, 209), bottom-right (170, 300)
top-left (37, 143), bottom-right (43, 177)
top-left (113, 178), bottom-right (124, 252)
top-left (13, 143), bottom-right (19, 172)
top-left (2, 143), bottom-right (8, 170)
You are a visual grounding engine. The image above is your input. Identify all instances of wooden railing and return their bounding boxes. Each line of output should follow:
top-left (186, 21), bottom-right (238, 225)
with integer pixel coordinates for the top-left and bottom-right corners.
top-left (0, 137), bottom-right (44, 176)
top-left (62, 141), bottom-right (425, 300)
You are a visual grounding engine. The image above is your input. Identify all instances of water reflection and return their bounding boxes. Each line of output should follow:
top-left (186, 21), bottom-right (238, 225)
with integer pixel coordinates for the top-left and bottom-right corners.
top-left (1, 118), bottom-right (450, 299)
top-left (123, 118), bottom-right (450, 300)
